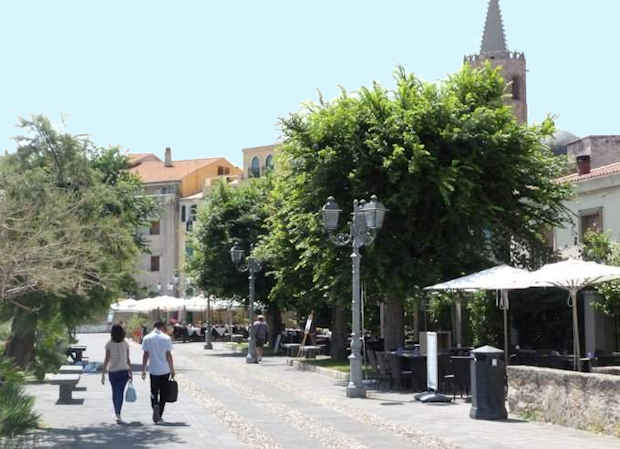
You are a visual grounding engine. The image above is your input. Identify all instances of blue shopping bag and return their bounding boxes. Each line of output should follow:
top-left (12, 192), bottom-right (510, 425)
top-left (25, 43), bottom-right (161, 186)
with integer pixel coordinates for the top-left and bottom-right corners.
top-left (125, 381), bottom-right (137, 403)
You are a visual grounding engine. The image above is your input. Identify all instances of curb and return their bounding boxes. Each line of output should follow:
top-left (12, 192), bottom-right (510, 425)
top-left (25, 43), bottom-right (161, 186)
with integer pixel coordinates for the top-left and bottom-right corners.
top-left (287, 359), bottom-right (349, 382)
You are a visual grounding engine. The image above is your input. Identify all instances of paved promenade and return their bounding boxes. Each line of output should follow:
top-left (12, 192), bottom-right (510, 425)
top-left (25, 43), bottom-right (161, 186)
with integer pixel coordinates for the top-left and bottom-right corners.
top-left (26, 333), bottom-right (620, 449)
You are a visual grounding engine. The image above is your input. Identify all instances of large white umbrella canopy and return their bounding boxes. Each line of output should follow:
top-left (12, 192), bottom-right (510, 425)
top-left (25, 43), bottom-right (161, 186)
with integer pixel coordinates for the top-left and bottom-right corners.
top-left (425, 264), bottom-right (534, 364)
top-left (529, 259), bottom-right (620, 289)
top-left (184, 295), bottom-right (209, 312)
top-left (134, 295), bottom-right (185, 313)
top-left (529, 258), bottom-right (620, 370)
top-left (425, 264), bottom-right (533, 291)
top-left (110, 298), bottom-right (138, 312)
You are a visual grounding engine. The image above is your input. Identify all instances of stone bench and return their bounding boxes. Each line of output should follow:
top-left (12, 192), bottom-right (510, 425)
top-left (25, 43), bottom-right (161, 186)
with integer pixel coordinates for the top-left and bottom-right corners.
top-left (301, 345), bottom-right (321, 359)
top-left (44, 374), bottom-right (80, 404)
top-left (282, 343), bottom-right (301, 357)
top-left (58, 365), bottom-right (84, 375)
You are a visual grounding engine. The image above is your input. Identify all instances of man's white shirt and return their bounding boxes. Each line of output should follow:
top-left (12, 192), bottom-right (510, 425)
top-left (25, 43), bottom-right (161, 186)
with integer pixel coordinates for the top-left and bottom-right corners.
top-left (142, 329), bottom-right (172, 375)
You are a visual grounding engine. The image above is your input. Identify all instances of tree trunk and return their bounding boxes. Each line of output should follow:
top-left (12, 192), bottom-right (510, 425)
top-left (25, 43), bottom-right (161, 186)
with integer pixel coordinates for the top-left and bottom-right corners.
top-left (330, 304), bottom-right (348, 361)
top-left (383, 297), bottom-right (404, 351)
top-left (4, 310), bottom-right (37, 368)
top-left (266, 302), bottom-right (283, 349)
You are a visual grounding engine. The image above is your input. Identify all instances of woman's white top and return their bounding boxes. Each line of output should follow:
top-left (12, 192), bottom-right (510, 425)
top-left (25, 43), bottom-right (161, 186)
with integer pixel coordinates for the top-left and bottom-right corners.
top-left (105, 340), bottom-right (130, 372)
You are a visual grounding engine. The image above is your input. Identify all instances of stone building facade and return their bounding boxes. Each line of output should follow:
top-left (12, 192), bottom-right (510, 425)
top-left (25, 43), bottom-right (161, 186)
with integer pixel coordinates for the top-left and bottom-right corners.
top-left (464, 0), bottom-right (527, 124)
top-left (242, 144), bottom-right (278, 178)
top-left (128, 148), bottom-right (242, 296)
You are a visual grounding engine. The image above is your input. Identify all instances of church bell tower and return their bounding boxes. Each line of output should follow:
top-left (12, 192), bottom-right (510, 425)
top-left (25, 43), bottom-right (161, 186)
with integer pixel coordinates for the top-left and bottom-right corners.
top-left (464, 0), bottom-right (527, 124)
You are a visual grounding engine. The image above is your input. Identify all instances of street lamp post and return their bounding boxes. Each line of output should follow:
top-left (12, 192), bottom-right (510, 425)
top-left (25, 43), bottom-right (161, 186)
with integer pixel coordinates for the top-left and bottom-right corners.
top-left (204, 294), bottom-right (213, 350)
top-left (230, 242), bottom-right (262, 364)
top-left (321, 195), bottom-right (387, 398)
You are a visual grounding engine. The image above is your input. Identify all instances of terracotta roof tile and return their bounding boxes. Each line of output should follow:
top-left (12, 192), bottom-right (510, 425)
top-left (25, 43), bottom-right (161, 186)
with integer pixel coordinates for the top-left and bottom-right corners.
top-left (128, 157), bottom-right (221, 183)
top-left (127, 153), bottom-right (161, 168)
top-left (557, 161), bottom-right (620, 184)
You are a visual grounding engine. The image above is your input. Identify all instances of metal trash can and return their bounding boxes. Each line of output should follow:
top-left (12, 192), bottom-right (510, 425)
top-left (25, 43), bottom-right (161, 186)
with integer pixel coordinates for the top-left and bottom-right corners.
top-left (470, 345), bottom-right (507, 420)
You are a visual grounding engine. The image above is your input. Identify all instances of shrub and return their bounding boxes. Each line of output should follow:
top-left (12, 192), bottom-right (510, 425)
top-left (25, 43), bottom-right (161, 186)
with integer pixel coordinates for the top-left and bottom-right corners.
top-left (0, 359), bottom-right (39, 438)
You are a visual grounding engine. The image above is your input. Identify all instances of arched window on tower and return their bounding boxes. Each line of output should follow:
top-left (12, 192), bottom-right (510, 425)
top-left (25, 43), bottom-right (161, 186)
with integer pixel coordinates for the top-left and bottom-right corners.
top-left (511, 76), bottom-right (520, 100)
top-left (250, 156), bottom-right (260, 177)
top-left (265, 154), bottom-right (274, 171)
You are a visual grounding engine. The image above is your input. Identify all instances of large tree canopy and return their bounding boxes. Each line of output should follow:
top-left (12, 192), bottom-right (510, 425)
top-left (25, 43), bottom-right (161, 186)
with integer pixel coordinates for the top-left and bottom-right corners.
top-left (0, 115), bottom-right (156, 368)
top-left (187, 178), bottom-right (273, 303)
top-left (262, 64), bottom-right (572, 314)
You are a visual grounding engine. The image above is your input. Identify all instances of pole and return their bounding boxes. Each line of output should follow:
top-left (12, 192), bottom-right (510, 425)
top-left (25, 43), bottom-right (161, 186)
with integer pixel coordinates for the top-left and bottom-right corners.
top-left (204, 295), bottom-right (213, 349)
top-left (455, 294), bottom-right (463, 348)
top-left (347, 203), bottom-right (366, 398)
top-left (246, 262), bottom-right (258, 363)
top-left (502, 290), bottom-right (509, 366)
top-left (571, 288), bottom-right (581, 371)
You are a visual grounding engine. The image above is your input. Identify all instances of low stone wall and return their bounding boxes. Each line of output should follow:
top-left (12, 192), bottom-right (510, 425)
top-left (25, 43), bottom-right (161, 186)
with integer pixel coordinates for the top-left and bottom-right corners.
top-left (592, 366), bottom-right (620, 376)
top-left (507, 365), bottom-right (620, 437)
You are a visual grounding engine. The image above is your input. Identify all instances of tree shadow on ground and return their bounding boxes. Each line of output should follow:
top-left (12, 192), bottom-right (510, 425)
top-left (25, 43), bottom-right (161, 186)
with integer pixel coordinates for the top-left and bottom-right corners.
top-left (36, 422), bottom-right (186, 449)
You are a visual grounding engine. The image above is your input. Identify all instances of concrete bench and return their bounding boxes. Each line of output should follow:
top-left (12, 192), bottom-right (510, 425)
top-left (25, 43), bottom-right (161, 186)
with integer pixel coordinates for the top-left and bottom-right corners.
top-left (58, 365), bottom-right (84, 375)
top-left (301, 345), bottom-right (321, 359)
top-left (282, 343), bottom-right (301, 357)
top-left (44, 374), bottom-right (80, 404)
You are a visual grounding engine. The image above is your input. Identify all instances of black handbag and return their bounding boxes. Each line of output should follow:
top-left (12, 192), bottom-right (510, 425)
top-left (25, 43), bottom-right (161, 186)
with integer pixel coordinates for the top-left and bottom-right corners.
top-left (164, 378), bottom-right (178, 403)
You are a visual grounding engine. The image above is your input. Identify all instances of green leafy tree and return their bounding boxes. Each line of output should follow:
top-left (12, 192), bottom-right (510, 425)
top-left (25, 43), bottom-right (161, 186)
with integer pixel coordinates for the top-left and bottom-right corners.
top-left (262, 64), bottom-right (573, 351)
top-left (582, 230), bottom-right (620, 323)
top-left (187, 178), bottom-right (282, 333)
top-left (0, 116), bottom-right (155, 368)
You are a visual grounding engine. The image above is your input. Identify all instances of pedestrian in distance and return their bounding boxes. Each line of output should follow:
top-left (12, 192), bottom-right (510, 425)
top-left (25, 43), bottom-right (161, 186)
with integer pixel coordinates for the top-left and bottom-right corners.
top-left (141, 320), bottom-right (175, 424)
top-left (101, 324), bottom-right (132, 424)
top-left (253, 315), bottom-right (269, 362)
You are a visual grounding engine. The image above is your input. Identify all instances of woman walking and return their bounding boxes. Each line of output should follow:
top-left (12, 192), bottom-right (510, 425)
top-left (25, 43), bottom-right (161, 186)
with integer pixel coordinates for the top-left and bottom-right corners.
top-left (101, 324), bottom-right (132, 423)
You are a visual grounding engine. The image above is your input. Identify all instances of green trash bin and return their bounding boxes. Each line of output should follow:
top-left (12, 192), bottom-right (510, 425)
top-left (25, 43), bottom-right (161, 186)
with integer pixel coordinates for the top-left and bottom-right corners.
top-left (470, 345), bottom-right (507, 420)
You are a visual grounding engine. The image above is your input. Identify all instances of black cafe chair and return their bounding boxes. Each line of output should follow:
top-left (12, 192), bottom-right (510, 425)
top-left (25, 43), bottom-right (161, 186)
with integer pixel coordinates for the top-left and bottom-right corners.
top-left (388, 353), bottom-right (415, 391)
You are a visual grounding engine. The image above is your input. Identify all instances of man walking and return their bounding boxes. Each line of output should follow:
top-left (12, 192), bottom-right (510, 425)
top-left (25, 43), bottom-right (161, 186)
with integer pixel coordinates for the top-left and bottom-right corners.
top-left (253, 315), bottom-right (269, 362)
top-left (141, 321), bottom-right (175, 424)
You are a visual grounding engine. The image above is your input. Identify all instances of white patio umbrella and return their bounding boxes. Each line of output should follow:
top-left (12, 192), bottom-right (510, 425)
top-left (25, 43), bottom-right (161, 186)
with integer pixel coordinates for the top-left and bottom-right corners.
top-left (529, 259), bottom-right (620, 370)
top-left (110, 298), bottom-right (138, 312)
top-left (184, 295), bottom-right (209, 312)
top-left (425, 264), bottom-right (534, 365)
top-left (134, 295), bottom-right (184, 313)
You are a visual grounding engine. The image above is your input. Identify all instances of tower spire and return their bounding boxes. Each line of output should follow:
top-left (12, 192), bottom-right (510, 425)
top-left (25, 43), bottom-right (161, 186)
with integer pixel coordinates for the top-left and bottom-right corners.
top-left (480, 0), bottom-right (508, 56)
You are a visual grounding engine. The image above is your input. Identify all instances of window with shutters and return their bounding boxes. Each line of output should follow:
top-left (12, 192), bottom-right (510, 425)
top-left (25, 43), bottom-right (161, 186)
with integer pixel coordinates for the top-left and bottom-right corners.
top-left (580, 207), bottom-right (603, 242)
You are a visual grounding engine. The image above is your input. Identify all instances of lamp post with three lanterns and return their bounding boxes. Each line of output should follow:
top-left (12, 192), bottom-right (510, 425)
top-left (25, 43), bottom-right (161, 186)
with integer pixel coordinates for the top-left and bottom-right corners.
top-left (321, 195), bottom-right (387, 398)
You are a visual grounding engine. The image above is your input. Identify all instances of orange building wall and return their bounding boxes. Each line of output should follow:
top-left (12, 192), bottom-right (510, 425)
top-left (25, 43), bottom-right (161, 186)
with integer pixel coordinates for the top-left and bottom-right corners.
top-left (180, 159), bottom-right (242, 197)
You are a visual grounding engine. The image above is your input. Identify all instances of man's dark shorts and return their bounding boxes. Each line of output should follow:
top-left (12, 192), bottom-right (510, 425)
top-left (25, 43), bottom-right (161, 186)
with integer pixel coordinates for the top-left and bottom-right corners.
top-left (255, 338), bottom-right (265, 348)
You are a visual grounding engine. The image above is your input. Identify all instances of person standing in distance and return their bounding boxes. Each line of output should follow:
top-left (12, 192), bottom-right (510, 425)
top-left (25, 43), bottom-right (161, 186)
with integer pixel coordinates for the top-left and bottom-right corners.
top-left (141, 321), bottom-right (175, 424)
top-left (253, 315), bottom-right (269, 362)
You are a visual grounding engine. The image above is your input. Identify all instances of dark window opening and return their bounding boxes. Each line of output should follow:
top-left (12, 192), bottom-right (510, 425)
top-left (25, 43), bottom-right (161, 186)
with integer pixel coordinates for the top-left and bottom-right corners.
top-left (149, 221), bottom-right (160, 235)
top-left (181, 205), bottom-right (186, 222)
top-left (512, 76), bottom-right (520, 100)
top-left (250, 156), bottom-right (260, 177)
top-left (580, 210), bottom-right (602, 242)
top-left (150, 256), bottom-right (160, 272)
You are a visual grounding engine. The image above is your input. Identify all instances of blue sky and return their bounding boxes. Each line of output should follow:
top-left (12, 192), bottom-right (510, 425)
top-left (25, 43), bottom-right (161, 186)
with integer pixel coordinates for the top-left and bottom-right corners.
top-left (1, 1), bottom-right (618, 167)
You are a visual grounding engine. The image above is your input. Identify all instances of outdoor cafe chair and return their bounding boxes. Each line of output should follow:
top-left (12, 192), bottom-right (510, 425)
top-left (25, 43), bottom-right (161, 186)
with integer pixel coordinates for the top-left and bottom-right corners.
top-left (388, 353), bottom-right (415, 391)
top-left (438, 355), bottom-right (457, 399)
top-left (365, 349), bottom-right (383, 386)
top-left (449, 356), bottom-right (472, 398)
top-left (375, 352), bottom-right (393, 390)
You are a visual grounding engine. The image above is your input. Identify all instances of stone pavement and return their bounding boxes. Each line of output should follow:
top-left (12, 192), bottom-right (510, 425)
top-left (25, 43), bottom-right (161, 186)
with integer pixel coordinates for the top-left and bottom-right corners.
top-left (27, 333), bottom-right (620, 449)
top-left (27, 333), bottom-right (248, 449)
